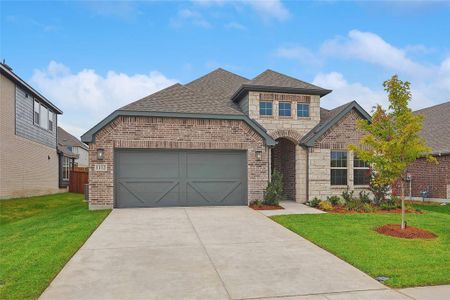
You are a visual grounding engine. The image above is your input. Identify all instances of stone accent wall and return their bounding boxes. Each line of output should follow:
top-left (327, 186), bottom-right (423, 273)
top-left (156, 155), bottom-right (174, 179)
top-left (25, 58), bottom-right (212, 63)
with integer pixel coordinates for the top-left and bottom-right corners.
top-left (246, 91), bottom-right (321, 203)
top-left (308, 109), bottom-right (369, 200)
top-left (0, 73), bottom-right (61, 199)
top-left (88, 116), bottom-right (269, 209)
top-left (392, 154), bottom-right (450, 199)
top-left (247, 91), bottom-right (320, 136)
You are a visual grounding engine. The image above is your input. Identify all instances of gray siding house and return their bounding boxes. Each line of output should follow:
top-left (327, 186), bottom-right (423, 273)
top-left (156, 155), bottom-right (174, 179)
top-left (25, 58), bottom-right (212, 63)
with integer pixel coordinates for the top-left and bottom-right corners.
top-left (0, 63), bottom-right (65, 198)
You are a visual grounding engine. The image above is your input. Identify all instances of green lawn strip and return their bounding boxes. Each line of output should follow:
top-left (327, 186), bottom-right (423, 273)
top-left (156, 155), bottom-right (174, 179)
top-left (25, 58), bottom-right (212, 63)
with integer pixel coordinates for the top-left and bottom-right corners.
top-left (0, 193), bottom-right (110, 300)
top-left (272, 212), bottom-right (450, 288)
top-left (412, 203), bottom-right (450, 215)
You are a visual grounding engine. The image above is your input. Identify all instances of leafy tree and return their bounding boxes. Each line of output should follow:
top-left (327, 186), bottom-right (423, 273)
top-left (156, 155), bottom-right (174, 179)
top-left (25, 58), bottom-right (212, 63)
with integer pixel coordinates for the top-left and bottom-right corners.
top-left (350, 75), bottom-right (435, 229)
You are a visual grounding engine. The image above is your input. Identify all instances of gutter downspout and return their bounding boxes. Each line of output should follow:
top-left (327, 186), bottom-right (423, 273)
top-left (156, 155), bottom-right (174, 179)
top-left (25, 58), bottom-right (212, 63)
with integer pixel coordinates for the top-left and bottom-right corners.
top-left (306, 147), bottom-right (310, 202)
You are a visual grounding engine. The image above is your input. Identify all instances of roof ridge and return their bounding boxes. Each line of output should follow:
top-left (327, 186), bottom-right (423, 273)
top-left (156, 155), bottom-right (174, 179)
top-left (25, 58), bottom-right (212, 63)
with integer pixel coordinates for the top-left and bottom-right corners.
top-left (186, 68), bottom-right (249, 87)
top-left (414, 100), bottom-right (450, 113)
top-left (252, 69), bottom-right (326, 90)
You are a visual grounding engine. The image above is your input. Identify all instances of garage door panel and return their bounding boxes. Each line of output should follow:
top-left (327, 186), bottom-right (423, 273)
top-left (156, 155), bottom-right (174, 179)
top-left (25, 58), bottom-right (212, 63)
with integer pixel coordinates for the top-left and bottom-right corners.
top-left (118, 152), bottom-right (180, 178)
top-left (117, 180), bottom-right (181, 208)
top-left (115, 150), bottom-right (247, 208)
top-left (186, 181), bottom-right (242, 205)
top-left (186, 153), bottom-right (243, 179)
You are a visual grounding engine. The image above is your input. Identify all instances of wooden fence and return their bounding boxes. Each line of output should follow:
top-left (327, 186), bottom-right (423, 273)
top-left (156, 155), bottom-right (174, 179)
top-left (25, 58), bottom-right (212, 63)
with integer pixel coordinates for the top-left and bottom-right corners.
top-left (69, 170), bottom-right (89, 194)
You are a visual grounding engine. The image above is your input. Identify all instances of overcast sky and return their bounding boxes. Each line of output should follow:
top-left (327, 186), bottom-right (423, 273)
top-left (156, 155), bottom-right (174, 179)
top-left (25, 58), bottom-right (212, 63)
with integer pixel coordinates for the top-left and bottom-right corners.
top-left (2, 0), bottom-right (449, 138)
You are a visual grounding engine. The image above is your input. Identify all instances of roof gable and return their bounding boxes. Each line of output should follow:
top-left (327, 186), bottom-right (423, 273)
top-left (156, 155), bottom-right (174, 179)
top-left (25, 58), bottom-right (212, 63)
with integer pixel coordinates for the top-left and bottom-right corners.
top-left (231, 69), bottom-right (332, 101)
top-left (301, 101), bottom-right (371, 147)
top-left (58, 127), bottom-right (88, 150)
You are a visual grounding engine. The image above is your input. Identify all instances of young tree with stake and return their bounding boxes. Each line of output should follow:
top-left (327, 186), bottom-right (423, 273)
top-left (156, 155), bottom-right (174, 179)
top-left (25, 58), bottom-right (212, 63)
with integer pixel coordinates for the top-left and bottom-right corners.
top-left (350, 75), bottom-right (435, 229)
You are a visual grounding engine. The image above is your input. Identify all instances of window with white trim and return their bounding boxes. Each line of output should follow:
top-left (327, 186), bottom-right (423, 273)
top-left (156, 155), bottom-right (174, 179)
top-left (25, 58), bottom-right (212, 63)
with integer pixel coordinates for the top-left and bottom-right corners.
top-left (331, 151), bottom-right (347, 185)
top-left (259, 101), bottom-right (273, 116)
top-left (48, 111), bottom-right (54, 131)
top-left (297, 103), bottom-right (310, 117)
top-left (353, 155), bottom-right (370, 185)
top-left (278, 102), bottom-right (291, 117)
top-left (34, 100), bottom-right (40, 125)
top-left (63, 157), bottom-right (71, 181)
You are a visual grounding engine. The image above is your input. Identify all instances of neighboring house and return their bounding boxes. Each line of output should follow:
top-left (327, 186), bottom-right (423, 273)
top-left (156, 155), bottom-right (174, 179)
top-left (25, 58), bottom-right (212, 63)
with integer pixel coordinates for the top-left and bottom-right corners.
top-left (82, 68), bottom-right (371, 209)
top-left (0, 63), bottom-right (63, 199)
top-left (58, 127), bottom-right (89, 167)
top-left (56, 128), bottom-right (78, 188)
top-left (395, 102), bottom-right (450, 200)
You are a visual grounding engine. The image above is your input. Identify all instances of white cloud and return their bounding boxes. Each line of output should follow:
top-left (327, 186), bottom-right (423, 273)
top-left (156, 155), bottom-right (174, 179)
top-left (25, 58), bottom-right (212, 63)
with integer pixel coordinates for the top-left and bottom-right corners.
top-left (321, 30), bottom-right (431, 77)
top-left (171, 9), bottom-right (211, 28)
top-left (313, 72), bottom-right (386, 113)
top-left (274, 46), bottom-right (322, 66)
top-left (31, 61), bottom-right (177, 138)
top-left (246, 0), bottom-right (290, 21)
top-left (192, 0), bottom-right (290, 21)
top-left (225, 21), bottom-right (246, 30)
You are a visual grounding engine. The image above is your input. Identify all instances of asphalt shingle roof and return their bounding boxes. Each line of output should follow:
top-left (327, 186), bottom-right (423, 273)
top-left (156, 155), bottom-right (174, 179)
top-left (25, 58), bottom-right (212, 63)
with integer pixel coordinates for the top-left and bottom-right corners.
top-left (121, 82), bottom-right (244, 115)
top-left (414, 101), bottom-right (450, 154)
top-left (248, 69), bottom-right (328, 91)
top-left (58, 127), bottom-right (88, 150)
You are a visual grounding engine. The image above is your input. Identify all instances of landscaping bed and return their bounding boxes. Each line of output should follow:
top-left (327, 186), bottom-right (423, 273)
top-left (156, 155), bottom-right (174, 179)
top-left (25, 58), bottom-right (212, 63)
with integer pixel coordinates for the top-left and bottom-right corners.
top-left (0, 193), bottom-right (110, 300)
top-left (249, 203), bottom-right (284, 210)
top-left (272, 203), bottom-right (450, 287)
top-left (375, 224), bottom-right (436, 239)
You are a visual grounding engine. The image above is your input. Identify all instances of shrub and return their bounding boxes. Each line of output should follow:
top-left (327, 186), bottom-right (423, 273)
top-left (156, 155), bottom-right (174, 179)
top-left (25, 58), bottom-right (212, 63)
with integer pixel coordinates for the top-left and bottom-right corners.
top-left (307, 197), bottom-right (321, 208)
top-left (251, 200), bottom-right (262, 207)
top-left (263, 170), bottom-right (283, 205)
top-left (361, 203), bottom-right (374, 213)
top-left (341, 190), bottom-right (354, 204)
top-left (358, 191), bottom-right (371, 204)
top-left (380, 196), bottom-right (399, 210)
top-left (319, 201), bottom-right (333, 211)
top-left (327, 196), bottom-right (341, 206)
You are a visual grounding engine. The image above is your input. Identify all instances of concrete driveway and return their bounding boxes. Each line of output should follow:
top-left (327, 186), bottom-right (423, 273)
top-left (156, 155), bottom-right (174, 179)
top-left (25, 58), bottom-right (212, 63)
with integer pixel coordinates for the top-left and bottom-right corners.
top-left (41, 207), bottom-right (409, 300)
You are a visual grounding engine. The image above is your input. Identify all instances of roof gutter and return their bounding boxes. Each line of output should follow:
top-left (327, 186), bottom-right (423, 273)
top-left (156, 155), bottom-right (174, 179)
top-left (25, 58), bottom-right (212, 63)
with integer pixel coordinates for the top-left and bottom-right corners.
top-left (0, 64), bottom-right (63, 114)
top-left (81, 110), bottom-right (277, 146)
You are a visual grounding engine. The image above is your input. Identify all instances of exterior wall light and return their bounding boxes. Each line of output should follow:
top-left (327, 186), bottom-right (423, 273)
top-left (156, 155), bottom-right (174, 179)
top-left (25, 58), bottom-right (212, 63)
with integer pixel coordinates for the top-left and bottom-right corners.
top-left (255, 150), bottom-right (262, 161)
top-left (97, 148), bottom-right (105, 160)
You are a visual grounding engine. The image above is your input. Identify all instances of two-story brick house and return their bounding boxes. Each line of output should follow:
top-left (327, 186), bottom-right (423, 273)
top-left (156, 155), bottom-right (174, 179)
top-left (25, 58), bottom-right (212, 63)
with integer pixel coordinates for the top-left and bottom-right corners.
top-left (82, 68), bottom-right (371, 209)
top-left (0, 63), bottom-right (65, 198)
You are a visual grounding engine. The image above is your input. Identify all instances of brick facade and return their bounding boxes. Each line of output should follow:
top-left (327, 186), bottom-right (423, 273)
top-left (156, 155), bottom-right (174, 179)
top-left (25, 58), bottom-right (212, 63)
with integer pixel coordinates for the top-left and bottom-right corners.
top-left (88, 116), bottom-right (269, 209)
top-left (309, 109), bottom-right (369, 200)
top-left (393, 155), bottom-right (450, 200)
top-left (272, 138), bottom-right (296, 200)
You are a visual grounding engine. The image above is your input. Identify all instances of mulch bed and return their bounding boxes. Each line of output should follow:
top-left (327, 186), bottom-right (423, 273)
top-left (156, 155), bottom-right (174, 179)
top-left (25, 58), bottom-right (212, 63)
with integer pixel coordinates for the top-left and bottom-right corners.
top-left (375, 224), bottom-right (437, 239)
top-left (249, 204), bottom-right (284, 210)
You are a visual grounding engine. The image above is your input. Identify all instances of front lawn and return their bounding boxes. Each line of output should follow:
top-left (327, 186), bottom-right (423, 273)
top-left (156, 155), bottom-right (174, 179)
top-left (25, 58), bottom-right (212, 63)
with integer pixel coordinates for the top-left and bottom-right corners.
top-left (0, 193), bottom-right (110, 300)
top-left (272, 208), bottom-right (450, 288)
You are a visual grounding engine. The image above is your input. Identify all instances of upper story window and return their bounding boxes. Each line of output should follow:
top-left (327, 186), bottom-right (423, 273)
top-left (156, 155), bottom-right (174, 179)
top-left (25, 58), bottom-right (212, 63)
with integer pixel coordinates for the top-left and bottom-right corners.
top-left (278, 102), bottom-right (291, 117)
top-left (354, 155), bottom-right (370, 185)
top-left (34, 99), bottom-right (54, 131)
top-left (297, 103), bottom-right (310, 118)
top-left (331, 151), bottom-right (347, 185)
top-left (259, 101), bottom-right (273, 116)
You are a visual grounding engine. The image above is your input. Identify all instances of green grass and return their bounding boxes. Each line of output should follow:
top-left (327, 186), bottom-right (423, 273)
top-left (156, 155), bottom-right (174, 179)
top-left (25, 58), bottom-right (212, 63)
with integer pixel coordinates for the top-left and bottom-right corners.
top-left (412, 202), bottom-right (450, 215)
top-left (272, 209), bottom-right (450, 288)
top-left (0, 193), bottom-right (110, 300)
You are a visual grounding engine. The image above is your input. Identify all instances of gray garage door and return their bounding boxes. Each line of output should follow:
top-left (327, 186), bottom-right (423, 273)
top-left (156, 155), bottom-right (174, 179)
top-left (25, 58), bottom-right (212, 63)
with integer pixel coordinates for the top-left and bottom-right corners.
top-left (115, 149), bottom-right (247, 208)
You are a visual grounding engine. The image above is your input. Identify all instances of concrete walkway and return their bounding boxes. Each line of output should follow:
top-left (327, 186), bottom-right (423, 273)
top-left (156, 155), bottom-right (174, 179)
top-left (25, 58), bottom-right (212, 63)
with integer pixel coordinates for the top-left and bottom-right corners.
top-left (42, 207), bottom-right (411, 300)
top-left (398, 285), bottom-right (450, 300)
top-left (259, 201), bottom-right (325, 216)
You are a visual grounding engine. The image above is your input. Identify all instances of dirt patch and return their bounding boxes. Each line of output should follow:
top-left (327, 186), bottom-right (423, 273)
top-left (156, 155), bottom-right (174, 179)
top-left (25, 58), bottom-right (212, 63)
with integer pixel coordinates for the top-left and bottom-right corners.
top-left (249, 204), bottom-right (284, 210)
top-left (375, 224), bottom-right (437, 239)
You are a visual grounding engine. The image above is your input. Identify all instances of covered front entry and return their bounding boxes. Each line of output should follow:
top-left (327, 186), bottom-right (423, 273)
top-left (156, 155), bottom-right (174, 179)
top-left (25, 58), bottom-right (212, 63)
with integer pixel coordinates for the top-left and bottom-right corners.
top-left (115, 149), bottom-right (247, 208)
top-left (271, 138), bottom-right (296, 201)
